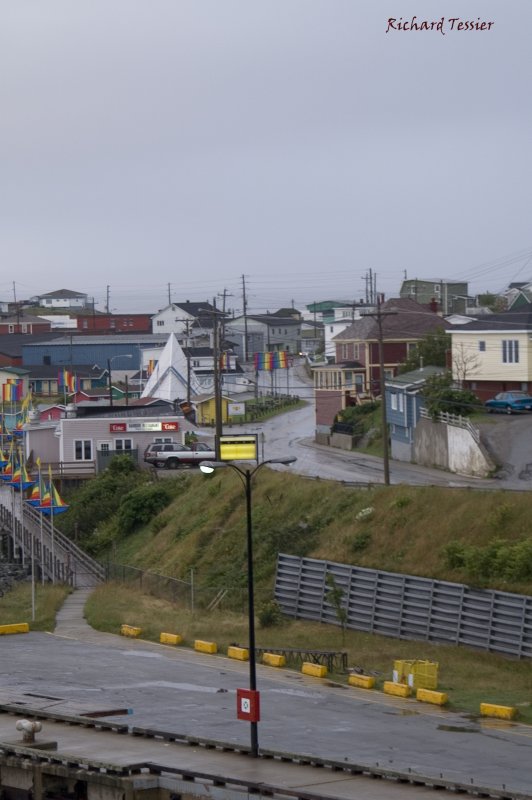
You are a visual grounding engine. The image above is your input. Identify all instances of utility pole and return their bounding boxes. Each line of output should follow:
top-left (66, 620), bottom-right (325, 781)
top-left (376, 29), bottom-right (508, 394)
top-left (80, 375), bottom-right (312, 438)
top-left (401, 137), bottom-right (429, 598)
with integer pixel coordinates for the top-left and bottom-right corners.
top-left (212, 298), bottom-right (223, 458)
top-left (242, 274), bottom-right (249, 363)
top-left (167, 283), bottom-right (171, 305)
top-left (218, 288), bottom-right (233, 349)
top-left (106, 285), bottom-right (110, 314)
top-left (362, 298), bottom-right (397, 486)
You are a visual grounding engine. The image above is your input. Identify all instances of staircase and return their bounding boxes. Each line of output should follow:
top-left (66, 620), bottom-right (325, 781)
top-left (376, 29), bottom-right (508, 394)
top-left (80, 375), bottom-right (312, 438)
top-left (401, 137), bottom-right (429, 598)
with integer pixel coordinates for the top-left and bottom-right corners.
top-left (0, 485), bottom-right (105, 588)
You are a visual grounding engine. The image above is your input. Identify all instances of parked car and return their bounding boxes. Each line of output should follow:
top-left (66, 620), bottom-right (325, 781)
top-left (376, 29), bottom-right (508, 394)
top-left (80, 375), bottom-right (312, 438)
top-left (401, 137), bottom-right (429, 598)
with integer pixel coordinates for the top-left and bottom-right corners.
top-left (485, 391), bottom-right (532, 414)
top-left (144, 441), bottom-right (216, 469)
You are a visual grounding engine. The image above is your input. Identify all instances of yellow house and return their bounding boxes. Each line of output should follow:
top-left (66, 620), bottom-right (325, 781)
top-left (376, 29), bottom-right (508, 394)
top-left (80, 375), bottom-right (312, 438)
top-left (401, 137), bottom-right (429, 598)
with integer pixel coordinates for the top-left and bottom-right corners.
top-left (194, 394), bottom-right (234, 425)
top-left (450, 312), bottom-right (532, 401)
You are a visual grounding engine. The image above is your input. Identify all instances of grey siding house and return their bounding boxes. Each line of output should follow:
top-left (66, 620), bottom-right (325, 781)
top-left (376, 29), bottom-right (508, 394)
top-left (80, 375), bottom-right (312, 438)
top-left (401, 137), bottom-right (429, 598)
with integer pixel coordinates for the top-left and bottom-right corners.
top-left (385, 366), bottom-right (446, 461)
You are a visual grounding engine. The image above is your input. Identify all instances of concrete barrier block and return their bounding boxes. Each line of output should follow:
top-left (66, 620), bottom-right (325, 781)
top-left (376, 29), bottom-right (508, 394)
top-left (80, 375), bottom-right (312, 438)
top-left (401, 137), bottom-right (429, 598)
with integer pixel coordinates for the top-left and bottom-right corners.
top-left (120, 624), bottom-right (142, 638)
top-left (301, 662), bottom-right (327, 678)
top-left (348, 674), bottom-right (375, 690)
top-left (480, 702), bottom-right (517, 720)
top-left (227, 645), bottom-right (249, 661)
top-left (262, 652), bottom-right (286, 668)
top-left (383, 680), bottom-right (412, 698)
top-left (160, 632), bottom-right (183, 646)
top-left (0, 623), bottom-right (29, 635)
top-left (194, 639), bottom-right (217, 654)
top-left (416, 688), bottom-right (448, 706)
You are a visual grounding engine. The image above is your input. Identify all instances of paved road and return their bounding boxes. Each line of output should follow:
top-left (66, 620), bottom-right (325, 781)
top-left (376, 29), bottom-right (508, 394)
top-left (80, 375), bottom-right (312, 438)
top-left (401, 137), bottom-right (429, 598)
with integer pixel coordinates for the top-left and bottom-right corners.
top-left (229, 363), bottom-right (532, 489)
top-left (1, 592), bottom-right (531, 797)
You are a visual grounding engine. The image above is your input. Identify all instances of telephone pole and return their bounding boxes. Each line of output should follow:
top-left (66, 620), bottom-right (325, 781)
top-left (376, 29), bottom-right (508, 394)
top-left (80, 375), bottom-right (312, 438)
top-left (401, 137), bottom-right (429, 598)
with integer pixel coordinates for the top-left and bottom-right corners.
top-left (242, 275), bottom-right (249, 362)
top-left (212, 298), bottom-right (223, 457)
top-left (362, 298), bottom-right (397, 486)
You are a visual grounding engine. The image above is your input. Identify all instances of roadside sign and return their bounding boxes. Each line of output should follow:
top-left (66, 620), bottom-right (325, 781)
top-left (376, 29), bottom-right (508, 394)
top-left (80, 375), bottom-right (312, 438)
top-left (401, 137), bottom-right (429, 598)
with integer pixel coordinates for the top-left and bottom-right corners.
top-left (236, 688), bottom-right (260, 722)
top-left (219, 434), bottom-right (257, 461)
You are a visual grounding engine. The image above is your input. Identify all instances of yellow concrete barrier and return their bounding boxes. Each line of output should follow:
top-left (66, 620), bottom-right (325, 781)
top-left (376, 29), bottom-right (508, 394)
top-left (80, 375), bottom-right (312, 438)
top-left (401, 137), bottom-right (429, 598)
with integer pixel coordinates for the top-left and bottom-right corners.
top-left (0, 623), bottom-right (29, 635)
top-left (160, 632), bottom-right (183, 646)
top-left (416, 688), bottom-right (448, 706)
top-left (348, 674), bottom-right (375, 690)
top-left (301, 662), bottom-right (327, 678)
top-left (120, 624), bottom-right (142, 638)
top-left (227, 645), bottom-right (249, 661)
top-left (480, 702), bottom-right (517, 720)
top-left (262, 652), bottom-right (286, 668)
top-left (194, 639), bottom-right (217, 654)
top-left (383, 680), bottom-right (412, 698)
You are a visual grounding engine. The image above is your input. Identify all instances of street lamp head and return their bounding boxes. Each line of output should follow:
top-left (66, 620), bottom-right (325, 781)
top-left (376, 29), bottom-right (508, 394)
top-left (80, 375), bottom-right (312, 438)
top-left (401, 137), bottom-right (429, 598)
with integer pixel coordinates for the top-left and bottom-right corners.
top-left (199, 457), bottom-right (296, 475)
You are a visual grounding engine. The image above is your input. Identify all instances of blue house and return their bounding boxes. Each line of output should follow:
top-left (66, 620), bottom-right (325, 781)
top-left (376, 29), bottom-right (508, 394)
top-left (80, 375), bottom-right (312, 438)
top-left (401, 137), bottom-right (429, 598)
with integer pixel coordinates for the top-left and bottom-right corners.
top-left (385, 367), bottom-right (446, 462)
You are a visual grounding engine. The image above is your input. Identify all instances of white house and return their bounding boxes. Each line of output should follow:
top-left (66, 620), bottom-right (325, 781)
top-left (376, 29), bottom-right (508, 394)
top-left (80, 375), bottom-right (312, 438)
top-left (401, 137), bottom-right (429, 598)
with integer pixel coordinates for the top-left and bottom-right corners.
top-left (31, 289), bottom-right (89, 310)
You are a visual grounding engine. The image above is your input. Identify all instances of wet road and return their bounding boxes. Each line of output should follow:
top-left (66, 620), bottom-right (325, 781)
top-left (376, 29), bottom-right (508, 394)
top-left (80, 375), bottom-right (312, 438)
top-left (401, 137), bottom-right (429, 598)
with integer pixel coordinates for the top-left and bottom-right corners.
top-left (232, 364), bottom-right (532, 490)
top-left (2, 628), bottom-right (532, 795)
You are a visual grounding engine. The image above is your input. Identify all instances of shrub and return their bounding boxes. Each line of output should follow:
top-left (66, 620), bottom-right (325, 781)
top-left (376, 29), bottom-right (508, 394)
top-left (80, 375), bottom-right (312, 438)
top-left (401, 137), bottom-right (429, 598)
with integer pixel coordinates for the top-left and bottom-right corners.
top-left (116, 484), bottom-right (176, 535)
top-left (442, 540), bottom-right (468, 569)
top-left (258, 600), bottom-right (284, 628)
top-left (351, 531), bottom-right (372, 553)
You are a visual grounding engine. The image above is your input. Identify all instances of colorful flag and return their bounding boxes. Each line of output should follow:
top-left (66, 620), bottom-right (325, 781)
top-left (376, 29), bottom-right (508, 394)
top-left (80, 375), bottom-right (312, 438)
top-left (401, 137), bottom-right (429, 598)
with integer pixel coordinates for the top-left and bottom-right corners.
top-left (39, 466), bottom-right (69, 515)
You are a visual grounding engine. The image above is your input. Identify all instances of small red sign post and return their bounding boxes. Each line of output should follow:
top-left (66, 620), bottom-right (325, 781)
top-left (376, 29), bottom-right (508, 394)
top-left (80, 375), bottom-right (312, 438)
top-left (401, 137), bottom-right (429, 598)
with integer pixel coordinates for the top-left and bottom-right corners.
top-left (236, 688), bottom-right (260, 722)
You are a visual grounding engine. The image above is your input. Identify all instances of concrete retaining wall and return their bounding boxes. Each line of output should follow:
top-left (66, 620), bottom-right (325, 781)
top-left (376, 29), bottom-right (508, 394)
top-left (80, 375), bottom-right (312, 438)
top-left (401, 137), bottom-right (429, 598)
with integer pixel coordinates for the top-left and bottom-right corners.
top-left (412, 418), bottom-right (495, 478)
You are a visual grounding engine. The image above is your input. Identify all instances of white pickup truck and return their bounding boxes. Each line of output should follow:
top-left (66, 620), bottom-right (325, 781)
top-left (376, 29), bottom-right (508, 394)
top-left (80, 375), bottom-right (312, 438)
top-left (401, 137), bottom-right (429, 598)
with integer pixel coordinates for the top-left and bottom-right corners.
top-left (143, 441), bottom-right (216, 469)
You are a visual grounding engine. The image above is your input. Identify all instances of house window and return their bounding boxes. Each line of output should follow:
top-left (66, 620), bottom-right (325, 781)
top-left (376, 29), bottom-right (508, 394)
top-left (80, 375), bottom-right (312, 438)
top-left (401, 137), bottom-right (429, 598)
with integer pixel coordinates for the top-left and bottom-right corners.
top-left (479, 341), bottom-right (486, 352)
top-left (391, 393), bottom-right (398, 411)
top-left (502, 340), bottom-right (519, 363)
top-left (341, 344), bottom-right (349, 360)
top-left (43, 356), bottom-right (51, 365)
top-left (398, 393), bottom-right (404, 412)
top-left (434, 284), bottom-right (441, 294)
top-left (352, 344), bottom-right (359, 359)
top-left (157, 320), bottom-right (164, 327)
top-left (98, 442), bottom-right (111, 453)
top-left (115, 439), bottom-right (133, 451)
top-left (82, 320), bottom-right (88, 329)
top-left (8, 324), bottom-right (14, 333)
top-left (74, 440), bottom-right (92, 460)
top-left (21, 324), bottom-right (28, 333)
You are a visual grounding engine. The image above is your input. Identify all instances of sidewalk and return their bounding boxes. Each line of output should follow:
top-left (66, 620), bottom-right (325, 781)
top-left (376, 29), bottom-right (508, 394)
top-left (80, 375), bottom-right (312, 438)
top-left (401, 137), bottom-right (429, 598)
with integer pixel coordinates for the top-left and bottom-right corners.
top-left (54, 587), bottom-right (96, 637)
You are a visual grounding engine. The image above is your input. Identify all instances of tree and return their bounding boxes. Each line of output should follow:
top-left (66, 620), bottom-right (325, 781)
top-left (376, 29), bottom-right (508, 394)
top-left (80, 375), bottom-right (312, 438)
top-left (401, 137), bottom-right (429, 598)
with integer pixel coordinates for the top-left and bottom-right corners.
top-left (398, 328), bottom-right (451, 374)
top-left (477, 292), bottom-right (507, 312)
top-left (325, 574), bottom-right (348, 644)
top-left (422, 372), bottom-right (482, 419)
top-left (452, 343), bottom-right (480, 386)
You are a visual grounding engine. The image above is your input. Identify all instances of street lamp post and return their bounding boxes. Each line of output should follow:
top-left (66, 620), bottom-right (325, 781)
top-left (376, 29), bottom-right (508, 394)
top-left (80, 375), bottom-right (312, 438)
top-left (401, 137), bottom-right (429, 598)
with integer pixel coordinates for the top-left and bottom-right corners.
top-left (200, 456), bottom-right (296, 757)
top-left (107, 355), bottom-right (133, 408)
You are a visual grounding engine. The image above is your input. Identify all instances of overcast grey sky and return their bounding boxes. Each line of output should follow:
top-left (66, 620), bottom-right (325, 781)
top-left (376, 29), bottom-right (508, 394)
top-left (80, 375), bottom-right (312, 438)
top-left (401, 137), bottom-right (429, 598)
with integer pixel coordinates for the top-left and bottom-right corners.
top-left (1, 1), bottom-right (531, 314)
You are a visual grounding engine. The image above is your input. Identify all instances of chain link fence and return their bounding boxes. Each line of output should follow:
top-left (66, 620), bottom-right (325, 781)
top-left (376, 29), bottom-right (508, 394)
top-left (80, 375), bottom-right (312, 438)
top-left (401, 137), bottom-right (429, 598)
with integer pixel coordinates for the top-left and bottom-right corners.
top-left (105, 562), bottom-right (273, 613)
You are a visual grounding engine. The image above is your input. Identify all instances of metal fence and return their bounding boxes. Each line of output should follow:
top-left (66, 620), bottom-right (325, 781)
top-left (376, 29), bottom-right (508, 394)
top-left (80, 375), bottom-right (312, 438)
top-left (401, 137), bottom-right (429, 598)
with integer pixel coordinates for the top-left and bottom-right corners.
top-left (274, 553), bottom-right (532, 659)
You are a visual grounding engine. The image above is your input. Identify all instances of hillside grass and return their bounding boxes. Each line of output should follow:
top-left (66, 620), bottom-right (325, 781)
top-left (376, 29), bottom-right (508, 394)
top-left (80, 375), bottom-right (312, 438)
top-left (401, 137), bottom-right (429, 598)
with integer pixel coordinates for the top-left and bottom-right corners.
top-left (0, 583), bottom-right (70, 631)
top-left (108, 470), bottom-right (532, 595)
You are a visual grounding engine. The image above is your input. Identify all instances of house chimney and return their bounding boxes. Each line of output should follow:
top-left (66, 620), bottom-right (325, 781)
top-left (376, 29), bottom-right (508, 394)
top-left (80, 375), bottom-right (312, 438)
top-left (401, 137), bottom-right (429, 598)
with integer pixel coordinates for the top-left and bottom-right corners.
top-left (429, 297), bottom-right (438, 313)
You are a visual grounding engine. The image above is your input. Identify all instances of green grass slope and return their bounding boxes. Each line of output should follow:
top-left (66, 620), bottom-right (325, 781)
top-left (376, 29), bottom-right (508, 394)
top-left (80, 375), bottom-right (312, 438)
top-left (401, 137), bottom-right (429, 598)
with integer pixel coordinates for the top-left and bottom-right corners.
top-left (105, 470), bottom-right (532, 596)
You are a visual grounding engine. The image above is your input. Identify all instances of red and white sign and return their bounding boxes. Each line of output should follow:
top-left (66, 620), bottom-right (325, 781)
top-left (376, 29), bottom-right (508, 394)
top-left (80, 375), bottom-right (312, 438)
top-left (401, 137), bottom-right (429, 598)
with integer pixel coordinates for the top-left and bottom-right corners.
top-left (236, 688), bottom-right (260, 722)
top-left (109, 421), bottom-right (179, 433)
